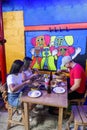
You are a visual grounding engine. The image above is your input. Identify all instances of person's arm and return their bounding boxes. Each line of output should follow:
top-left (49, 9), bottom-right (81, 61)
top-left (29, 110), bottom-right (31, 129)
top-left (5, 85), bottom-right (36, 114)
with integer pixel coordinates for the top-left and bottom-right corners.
top-left (22, 69), bottom-right (38, 81)
top-left (22, 73), bottom-right (38, 82)
top-left (22, 71), bottom-right (27, 82)
top-left (9, 80), bottom-right (30, 92)
top-left (69, 78), bottom-right (81, 93)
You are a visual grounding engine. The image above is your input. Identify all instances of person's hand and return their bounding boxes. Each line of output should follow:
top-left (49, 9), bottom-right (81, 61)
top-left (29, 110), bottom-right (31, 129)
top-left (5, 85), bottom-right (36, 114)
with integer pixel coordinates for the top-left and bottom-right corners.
top-left (30, 73), bottom-right (37, 78)
top-left (68, 88), bottom-right (72, 93)
top-left (25, 79), bottom-right (31, 84)
top-left (32, 68), bottom-right (39, 74)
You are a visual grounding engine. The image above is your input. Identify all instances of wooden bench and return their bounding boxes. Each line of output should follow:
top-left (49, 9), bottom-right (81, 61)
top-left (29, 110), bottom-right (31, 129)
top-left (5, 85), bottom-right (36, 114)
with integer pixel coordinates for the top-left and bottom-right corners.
top-left (64, 90), bottom-right (87, 118)
top-left (72, 105), bottom-right (87, 130)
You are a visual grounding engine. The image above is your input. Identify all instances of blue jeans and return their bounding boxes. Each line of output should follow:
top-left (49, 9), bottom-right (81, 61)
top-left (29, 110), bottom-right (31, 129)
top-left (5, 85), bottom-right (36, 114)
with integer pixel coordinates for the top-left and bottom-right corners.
top-left (8, 93), bottom-right (21, 107)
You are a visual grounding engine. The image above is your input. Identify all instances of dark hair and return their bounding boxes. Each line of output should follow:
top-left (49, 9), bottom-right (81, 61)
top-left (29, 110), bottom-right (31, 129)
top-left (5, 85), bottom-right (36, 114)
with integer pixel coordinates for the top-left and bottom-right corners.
top-left (9, 60), bottom-right (24, 74)
top-left (23, 57), bottom-right (32, 71)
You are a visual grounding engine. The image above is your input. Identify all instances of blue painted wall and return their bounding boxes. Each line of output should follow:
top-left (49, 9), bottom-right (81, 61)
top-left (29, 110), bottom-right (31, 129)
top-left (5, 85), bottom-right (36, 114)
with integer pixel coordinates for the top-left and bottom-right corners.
top-left (2, 0), bottom-right (87, 25)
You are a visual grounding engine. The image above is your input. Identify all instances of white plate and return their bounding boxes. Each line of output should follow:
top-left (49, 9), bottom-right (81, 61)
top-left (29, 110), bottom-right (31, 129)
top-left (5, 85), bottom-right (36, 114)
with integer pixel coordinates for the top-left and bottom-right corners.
top-left (28, 90), bottom-right (41, 98)
top-left (53, 87), bottom-right (65, 94)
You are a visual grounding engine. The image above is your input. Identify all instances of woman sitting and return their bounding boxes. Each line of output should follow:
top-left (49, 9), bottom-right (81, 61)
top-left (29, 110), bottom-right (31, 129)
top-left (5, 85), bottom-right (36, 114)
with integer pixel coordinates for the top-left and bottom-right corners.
top-left (7, 59), bottom-right (31, 107)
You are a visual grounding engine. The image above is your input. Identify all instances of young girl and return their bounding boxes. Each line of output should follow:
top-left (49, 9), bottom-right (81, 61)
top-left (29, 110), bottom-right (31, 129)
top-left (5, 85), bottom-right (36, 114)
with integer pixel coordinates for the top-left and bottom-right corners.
top-left (7, 59), bottom-right (30, 107)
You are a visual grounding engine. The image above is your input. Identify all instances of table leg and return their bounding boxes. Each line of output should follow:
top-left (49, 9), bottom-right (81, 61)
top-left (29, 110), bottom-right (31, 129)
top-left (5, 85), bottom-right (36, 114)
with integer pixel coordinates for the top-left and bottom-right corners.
top-left (58, 107), bottom-right (63, 130)
top-left (24, 102), bottom-right (30, 130)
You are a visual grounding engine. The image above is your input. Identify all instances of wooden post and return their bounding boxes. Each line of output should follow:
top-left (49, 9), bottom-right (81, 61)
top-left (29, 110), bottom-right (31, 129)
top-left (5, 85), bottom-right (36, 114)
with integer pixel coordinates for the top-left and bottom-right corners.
top-left (0, 0), bottom-right (7, 84)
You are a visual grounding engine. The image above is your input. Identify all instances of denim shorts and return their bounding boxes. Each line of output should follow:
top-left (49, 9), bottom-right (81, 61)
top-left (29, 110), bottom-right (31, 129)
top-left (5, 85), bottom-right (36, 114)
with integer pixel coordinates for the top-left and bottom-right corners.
top-left (8, 93), bottom-right (21, 107)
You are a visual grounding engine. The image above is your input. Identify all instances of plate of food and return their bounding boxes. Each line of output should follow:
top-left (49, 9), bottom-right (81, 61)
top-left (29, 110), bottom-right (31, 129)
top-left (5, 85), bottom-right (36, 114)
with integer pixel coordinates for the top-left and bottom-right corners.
top-left (28, 90), bottom-right (42, 98)
top-left (53, 87), bottom-right (65, 94)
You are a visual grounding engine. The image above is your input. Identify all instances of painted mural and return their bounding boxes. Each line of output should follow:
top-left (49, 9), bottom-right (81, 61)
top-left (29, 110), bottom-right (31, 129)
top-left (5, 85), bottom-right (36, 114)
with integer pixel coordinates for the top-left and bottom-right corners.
top-left (2, 0), bottom-right (87, 73)
top-left (25, 30), bottom-right (87, 71)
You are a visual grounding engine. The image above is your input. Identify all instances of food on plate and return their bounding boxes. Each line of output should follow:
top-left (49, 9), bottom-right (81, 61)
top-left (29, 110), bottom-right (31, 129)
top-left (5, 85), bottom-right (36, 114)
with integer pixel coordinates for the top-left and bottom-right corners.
top-left (28, 90), bottom-right (41, 97)
top-left (32, 82), bottom-right (39, 86)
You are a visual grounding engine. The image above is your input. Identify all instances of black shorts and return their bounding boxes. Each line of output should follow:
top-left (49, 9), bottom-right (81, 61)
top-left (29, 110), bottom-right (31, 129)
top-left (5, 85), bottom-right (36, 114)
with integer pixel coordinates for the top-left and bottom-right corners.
top-left (68, 91), bottom-right (84, 100)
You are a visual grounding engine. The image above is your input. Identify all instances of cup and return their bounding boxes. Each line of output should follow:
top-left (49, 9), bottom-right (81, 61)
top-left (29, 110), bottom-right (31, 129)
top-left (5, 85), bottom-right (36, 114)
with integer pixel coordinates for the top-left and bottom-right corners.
top-left (51, 80), bottom-right (57, 87)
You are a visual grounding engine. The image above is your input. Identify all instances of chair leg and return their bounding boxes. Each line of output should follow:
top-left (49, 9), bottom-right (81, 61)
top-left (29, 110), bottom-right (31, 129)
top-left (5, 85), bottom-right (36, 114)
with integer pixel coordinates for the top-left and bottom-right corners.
top-left (83, 126), bottom-right (86, 130)
top-left (65, 112), bottom-right (74, 130)
top-left (74, 123), bottom-right (79, 130)
top-left (22, 110), bottom-right (25, 124)
top-left (7, 107), bottom-right (13, 129)
top-left (7, 105), bottom-right (25, 130)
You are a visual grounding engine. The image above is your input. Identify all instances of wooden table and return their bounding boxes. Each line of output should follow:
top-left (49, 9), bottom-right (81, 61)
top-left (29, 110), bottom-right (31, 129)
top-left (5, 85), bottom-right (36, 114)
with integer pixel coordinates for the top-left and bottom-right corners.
top-left (21, 84), bottom-right (68, 130)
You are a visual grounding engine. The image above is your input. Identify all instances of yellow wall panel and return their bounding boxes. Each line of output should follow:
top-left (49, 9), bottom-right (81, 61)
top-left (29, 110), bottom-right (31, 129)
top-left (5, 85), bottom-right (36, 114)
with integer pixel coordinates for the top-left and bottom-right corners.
top-left (3, 11), bottom-right (25, 73)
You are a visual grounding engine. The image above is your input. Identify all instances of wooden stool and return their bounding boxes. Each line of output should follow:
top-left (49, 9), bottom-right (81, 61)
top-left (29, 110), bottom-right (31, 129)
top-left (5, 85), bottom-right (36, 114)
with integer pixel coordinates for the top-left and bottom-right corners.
top-left (72, 105), bottom-right (87, 130)
top-left (0, 83), bottom-right (25, 129)
top-left (7, 104), bottom-right (25, 130)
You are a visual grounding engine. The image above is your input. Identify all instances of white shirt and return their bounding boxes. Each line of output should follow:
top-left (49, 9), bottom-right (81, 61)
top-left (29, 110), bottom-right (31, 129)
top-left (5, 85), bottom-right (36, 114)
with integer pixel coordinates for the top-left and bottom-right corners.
top-left (7, 73), bottom-right (23, 93)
